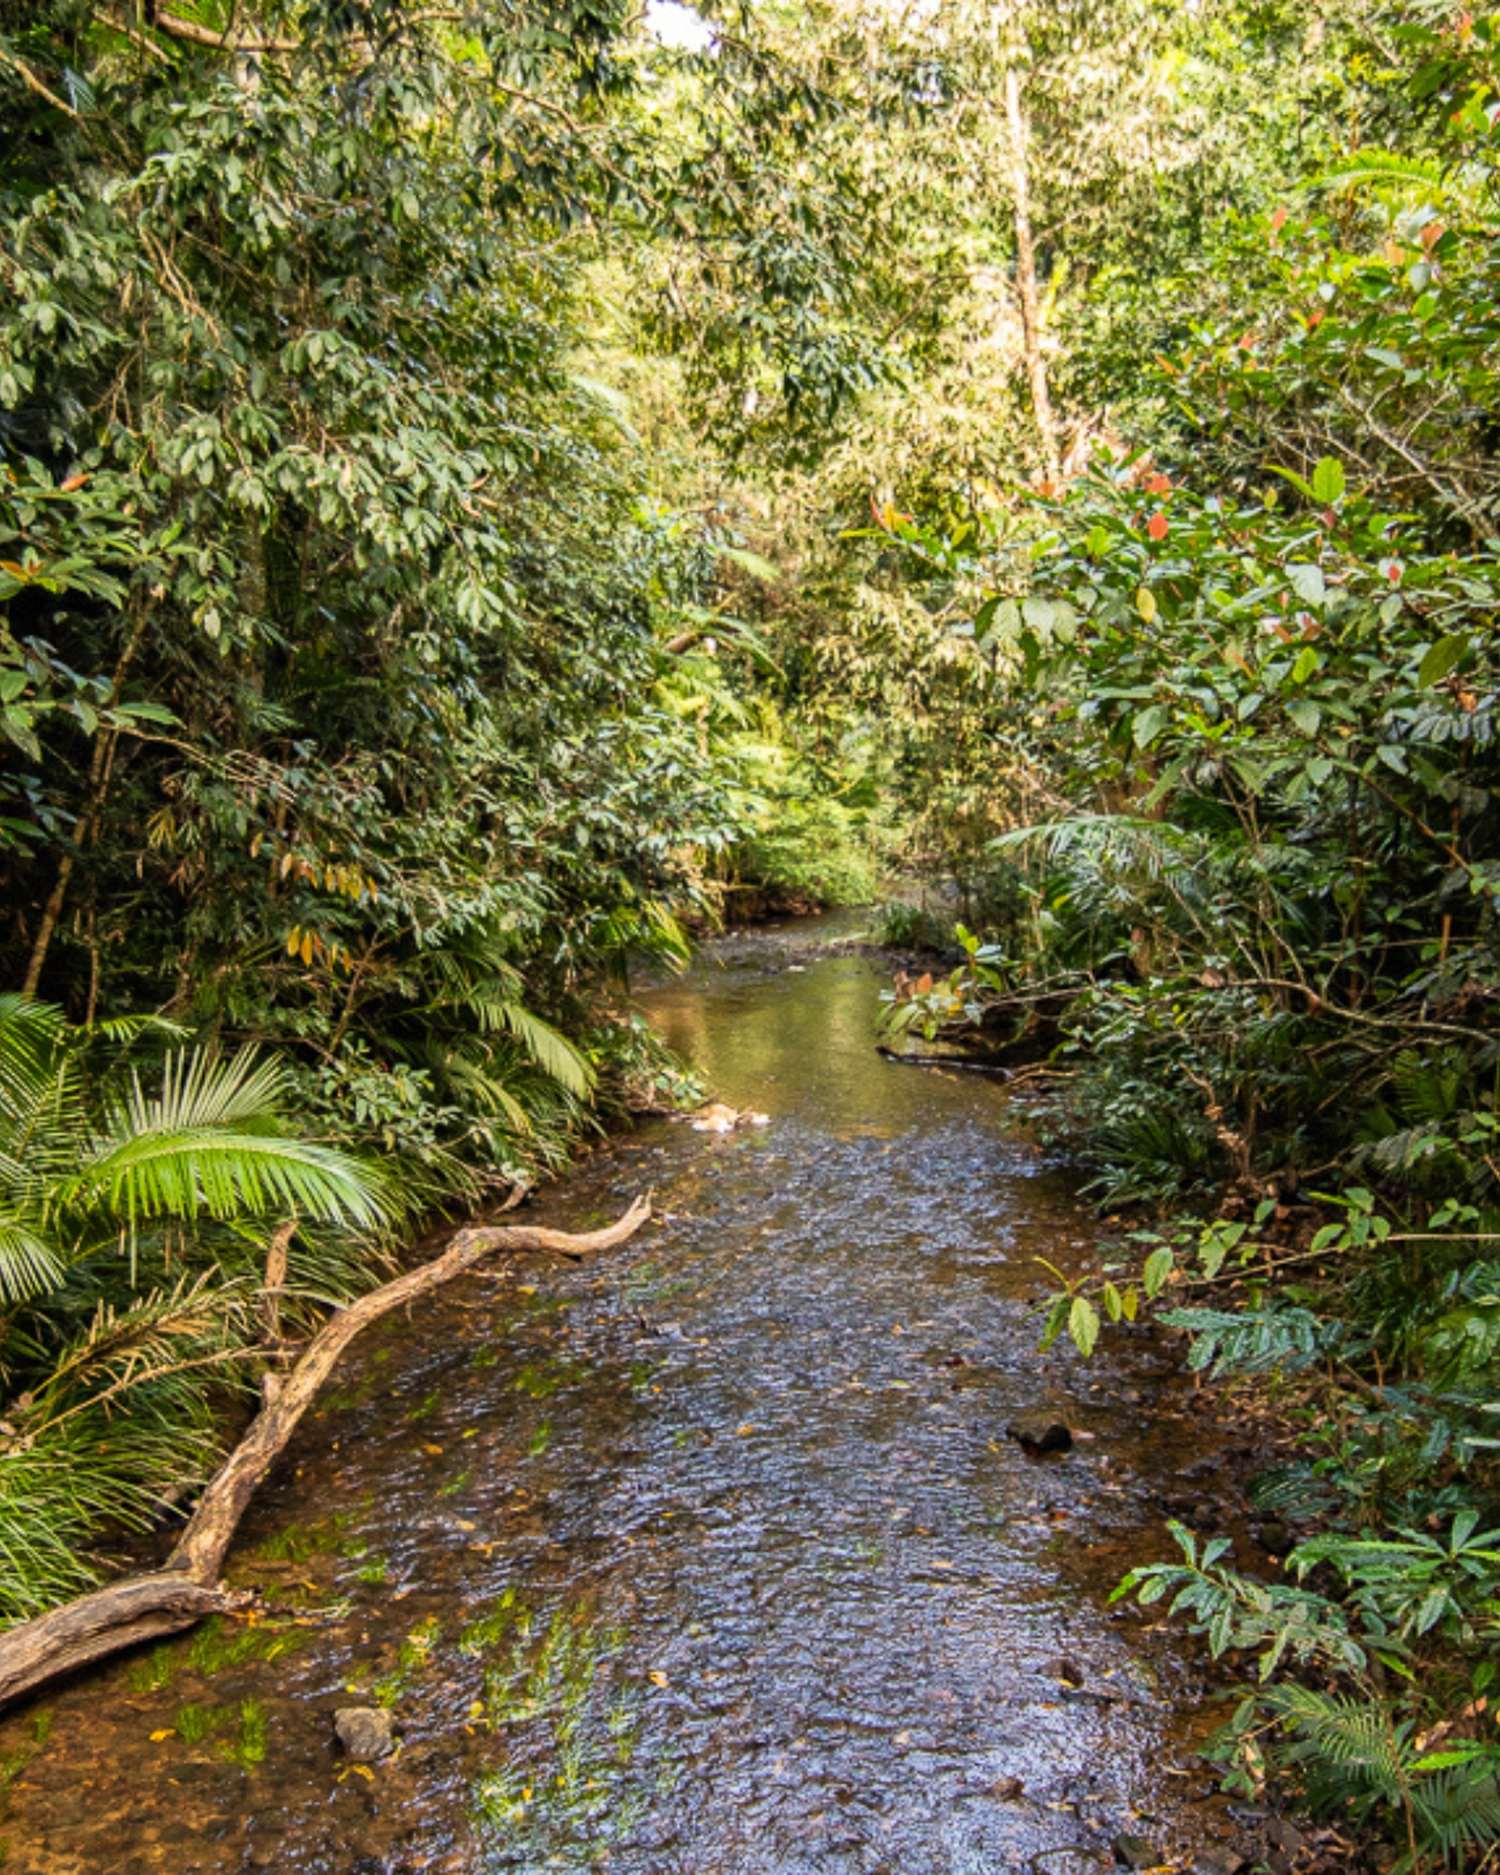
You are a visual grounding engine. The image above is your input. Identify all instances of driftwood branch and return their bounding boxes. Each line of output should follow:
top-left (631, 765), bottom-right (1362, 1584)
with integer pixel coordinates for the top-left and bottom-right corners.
top-left (0, 1196), bottom-right (650, 1712)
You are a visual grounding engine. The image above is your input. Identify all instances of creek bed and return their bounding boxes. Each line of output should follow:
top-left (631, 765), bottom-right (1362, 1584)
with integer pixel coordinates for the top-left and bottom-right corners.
top-left (0, 916), bottom-right (1255, 1874)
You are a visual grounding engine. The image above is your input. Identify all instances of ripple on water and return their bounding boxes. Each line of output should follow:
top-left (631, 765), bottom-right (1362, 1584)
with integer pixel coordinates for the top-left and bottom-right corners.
top-left (0, 917), bottom-right (1248, 1875)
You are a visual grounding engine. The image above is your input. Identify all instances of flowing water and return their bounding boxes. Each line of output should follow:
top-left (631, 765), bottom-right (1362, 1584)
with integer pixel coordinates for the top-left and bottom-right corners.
top-left (0, 917), bottom-right (1256, 1875)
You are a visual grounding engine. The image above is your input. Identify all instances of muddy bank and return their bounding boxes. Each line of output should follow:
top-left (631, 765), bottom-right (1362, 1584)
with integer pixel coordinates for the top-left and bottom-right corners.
top-left (0, 917), bottom-right (1265, 1874)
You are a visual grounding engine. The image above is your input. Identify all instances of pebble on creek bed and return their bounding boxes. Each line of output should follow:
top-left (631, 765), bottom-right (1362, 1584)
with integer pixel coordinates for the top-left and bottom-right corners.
top-left (1112, 1832), bottom-right (1163, 1869)
top-left (334, 1706), bottom-right (395, 1761)
top-left (1006, 1412), bottom-right (1074, 1455)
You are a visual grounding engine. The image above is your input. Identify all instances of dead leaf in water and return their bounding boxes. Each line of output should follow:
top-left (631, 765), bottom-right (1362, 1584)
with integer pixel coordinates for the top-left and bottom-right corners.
top-left (649, 1670), bottom-right (670, 1686)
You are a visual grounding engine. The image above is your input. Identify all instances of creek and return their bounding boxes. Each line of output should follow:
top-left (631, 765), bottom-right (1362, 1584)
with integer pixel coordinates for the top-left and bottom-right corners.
top-left (0, 915), bottom-right (1255, 1875)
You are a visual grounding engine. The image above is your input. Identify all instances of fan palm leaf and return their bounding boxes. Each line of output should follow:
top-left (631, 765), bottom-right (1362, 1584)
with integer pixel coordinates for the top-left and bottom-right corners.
top-left (57, 1045), bottom-right (386, 1228)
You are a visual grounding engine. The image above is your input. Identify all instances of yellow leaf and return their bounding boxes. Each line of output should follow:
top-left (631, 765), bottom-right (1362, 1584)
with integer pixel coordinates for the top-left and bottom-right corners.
top-left (423, 1443), bottom-right (444, 1456)
top-left (649, 1670), bottom-right (669, 1686)
top-left (469, 1699), bottom-right (484, 1719)
top-left (300, 930), bottom-right (314, 966)
top-left (286, 925), bottom-right (300, 956)
top-left (150, 1728), bottom-right (174, 1743)
top-left (1136, 586), bottom-right (1157, 623)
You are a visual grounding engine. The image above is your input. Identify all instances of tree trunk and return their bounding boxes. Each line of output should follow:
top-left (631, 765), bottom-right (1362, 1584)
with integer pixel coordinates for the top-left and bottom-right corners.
top-left (0, 1196), bottom-right (650, 1711)
top-left (21, 605), bottom-right (151, 999)
top-left (1003, 63), bottom-right (1060, 481)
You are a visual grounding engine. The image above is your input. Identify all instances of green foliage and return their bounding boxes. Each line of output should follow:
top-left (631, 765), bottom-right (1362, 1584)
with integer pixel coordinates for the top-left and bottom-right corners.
top-left (0, 0), bottom-right (784, 1200)
top-left (0, 998), bottom-right (382, 1625)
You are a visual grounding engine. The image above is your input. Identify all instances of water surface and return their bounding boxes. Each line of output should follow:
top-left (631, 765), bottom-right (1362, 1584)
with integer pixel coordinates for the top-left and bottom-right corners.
top-left (0, 917), bottom-right (1250, 1874)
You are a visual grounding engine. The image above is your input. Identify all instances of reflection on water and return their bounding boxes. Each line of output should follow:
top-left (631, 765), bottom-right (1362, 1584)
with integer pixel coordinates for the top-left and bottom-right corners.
top-left (0, 917), bottom-right (1247, 1875)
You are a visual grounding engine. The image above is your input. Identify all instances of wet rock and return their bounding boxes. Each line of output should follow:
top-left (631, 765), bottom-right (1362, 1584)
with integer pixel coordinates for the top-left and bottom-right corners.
top-left (334, 1706), bottom-right (394, 1761)
top-left (1112, 1833), bottom-right (1161, 1869)
top-left (1007, 1413), bottom-right (1073, 1455)
top-left (1191, 1852), bottom-right (1246, 1875)
top-left (690, 1102), bottom-right (740, 1133)
top-left (1051, 1654), bottom-right (1088, 1688)
top-left (990, 1775), bottom-right (1025, 1801)
top-left (1266, 1818), bottom-right (1306, 1854)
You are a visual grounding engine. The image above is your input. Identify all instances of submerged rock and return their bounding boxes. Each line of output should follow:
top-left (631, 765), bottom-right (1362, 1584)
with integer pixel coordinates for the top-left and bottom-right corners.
top-left (334, 1706), bottom-right (394, 1761)
top-left (1191, 1851), bottom-right (1246, 1875)
top-left (1112, 1833), bottom-right (1161, 1869)
top-left (689, 1102), bottom-right (770, 1133)
top-left (989, 1775), bottom-right (1025, 1801)
top-left (1006, 1412), bottom-right (1073, 1455)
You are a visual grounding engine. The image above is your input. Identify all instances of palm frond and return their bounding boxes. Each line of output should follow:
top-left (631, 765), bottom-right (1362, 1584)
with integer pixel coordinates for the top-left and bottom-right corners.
top-left (492, 1003), bottom-right (594, 1098)
top-left (60, 1045), bottom-right (387, 1226)
top-left (119, 1045), bottom-right (289, 1135)
top-left (72, 1127), bottom-right (386, 1227)
top-left (1312, 153), bottom-right (1449, 192)
top-left (0, 1207), bottom-right (65, 1304)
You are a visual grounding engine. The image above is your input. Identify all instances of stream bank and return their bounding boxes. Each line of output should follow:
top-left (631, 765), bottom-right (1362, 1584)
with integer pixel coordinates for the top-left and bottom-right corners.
top-left (0, 915), bottom-right (1267, 1875)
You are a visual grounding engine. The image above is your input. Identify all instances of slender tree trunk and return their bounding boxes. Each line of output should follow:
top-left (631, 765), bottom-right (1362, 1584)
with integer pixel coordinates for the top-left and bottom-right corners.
top-left (260, 1218), bottom-right (297, 1346)
top-left (21, 606), bottom-right (151, 999)
top-left (1003, 64), bottom-right (1060, 481)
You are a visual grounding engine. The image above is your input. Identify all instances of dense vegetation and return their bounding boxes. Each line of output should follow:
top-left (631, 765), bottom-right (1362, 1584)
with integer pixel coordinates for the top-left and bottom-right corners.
top-left (0, 0), bottom-right (882, 1628)
top-left (849, 11), bottom-right (1500, 1867)
top-left (4, 0), bottom-right (1500, 1863)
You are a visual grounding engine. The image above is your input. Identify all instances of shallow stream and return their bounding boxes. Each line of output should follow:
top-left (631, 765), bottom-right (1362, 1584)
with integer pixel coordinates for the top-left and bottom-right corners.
top-left (0, 916), bottom-right (1255, 1875)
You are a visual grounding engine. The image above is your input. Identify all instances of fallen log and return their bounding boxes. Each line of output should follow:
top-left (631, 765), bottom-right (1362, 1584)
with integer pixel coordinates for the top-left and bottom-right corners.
top-left (0, 1195), bottom-right (651, 1712)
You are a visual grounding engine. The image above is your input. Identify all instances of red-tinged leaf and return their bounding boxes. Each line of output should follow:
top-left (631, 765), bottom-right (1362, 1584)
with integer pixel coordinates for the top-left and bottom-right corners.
top-left (1308, 308), bottom-right (1325, 329)
top-left (1270, 205), bottom-right (1288, 232)
top-left (59, 472), bottom-right (89, 492)
top-left (1144, 472), bottom-right (1172, 495)
top-left (1147, 512), bottom-right (1169, 542)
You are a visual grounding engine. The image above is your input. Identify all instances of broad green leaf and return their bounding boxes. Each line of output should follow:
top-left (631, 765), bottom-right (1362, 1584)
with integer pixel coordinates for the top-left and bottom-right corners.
top-left (1418, 632), bottom-right (1469, 688)
top-left (1286, 699), bottom-right (1321, 737)
top-left (1069, 1294), bottom-right (1100, 1358)
top-left (1290, 647), bottom-right (1319, 684)
top-left (1310, 457), bottom-right (1346, 503)
top-left (1143, 1246), bottom-right (1174, 1297)
top-left (1287, 564), bottom-right (1325, 607)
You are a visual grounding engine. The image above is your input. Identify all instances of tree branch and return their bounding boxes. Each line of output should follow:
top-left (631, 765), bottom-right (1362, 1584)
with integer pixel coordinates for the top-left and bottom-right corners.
top-left (0, 1195), bottom-right (651, 1711)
